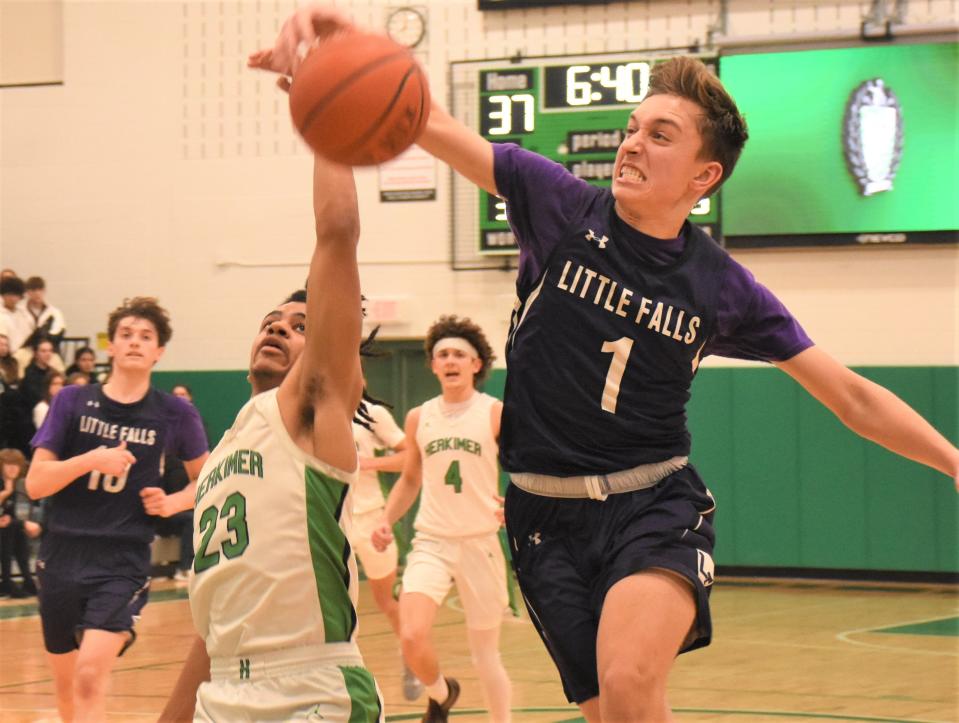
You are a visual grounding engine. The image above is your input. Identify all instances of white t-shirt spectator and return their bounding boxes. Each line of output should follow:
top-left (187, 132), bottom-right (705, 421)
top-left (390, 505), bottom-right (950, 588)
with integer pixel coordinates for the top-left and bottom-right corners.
top-left (33, 400), bottom-right (50, 430)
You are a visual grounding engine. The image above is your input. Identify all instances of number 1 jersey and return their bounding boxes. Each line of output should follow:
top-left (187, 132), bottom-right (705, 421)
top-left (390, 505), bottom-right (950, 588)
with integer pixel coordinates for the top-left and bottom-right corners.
top-left (493, 143), bottom-right (813, 477)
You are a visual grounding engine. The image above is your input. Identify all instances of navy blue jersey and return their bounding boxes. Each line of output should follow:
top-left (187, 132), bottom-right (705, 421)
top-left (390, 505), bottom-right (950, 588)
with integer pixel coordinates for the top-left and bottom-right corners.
top-left (31, 384), bottom-right (208, 543)
top-left (494, 144), bottom-right (812, 476)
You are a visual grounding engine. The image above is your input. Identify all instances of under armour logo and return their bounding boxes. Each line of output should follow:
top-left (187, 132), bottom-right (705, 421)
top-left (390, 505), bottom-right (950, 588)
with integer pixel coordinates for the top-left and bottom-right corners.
top-left (585, 229), bottom-right (608, 249)
top-left (529, 532), bottom-right (542, 546)
top-left (86, 400), bottom-right (100, 408)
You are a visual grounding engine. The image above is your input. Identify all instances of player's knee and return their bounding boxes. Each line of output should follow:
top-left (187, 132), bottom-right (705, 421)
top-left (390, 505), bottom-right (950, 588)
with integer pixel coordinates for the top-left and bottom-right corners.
top-left (399, 620), bottom-right (429, 651)
top-left (600, 660), bottom-right (664, 701)
top-left (73, 663), bottom-right (107, 701)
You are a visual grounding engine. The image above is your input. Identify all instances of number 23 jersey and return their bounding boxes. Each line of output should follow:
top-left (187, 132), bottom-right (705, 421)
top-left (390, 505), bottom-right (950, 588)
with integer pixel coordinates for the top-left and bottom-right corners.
top-left (189, 387), bottom-right (360, 659)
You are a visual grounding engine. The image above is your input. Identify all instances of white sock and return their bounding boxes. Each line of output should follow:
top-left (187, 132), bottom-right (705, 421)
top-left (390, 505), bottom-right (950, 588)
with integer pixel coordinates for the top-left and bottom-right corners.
top-left (425, 675), bottom-right (449, 702)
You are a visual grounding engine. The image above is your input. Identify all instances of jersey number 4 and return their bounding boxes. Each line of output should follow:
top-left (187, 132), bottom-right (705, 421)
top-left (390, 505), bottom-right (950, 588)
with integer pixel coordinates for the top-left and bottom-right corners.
top-left (444, 460), bottom-right (463, 493)
top-left (600, 337), bottom-right (634, 414)
top-left (194, 492), bottom-right (250, 573)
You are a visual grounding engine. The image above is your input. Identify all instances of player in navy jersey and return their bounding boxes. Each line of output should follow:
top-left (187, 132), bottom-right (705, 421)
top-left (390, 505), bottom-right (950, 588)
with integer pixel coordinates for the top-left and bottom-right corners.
top-left (27, 297), bottom-right (209, 722)
top-left (259, 8), bottom-right (959, 720)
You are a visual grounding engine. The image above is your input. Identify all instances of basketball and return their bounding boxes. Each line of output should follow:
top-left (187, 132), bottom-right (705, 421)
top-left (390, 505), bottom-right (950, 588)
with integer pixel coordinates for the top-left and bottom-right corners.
top-left (289, 31), bottom-right (431, 166)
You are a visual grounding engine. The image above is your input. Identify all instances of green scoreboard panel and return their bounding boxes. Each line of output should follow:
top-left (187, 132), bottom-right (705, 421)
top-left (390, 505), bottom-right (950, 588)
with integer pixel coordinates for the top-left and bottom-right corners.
top-left (449, 52), bottom-right (717, 269)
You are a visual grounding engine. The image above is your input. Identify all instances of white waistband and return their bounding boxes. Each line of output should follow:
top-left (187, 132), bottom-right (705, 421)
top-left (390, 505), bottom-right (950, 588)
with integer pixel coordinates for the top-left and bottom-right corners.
top-left (510, 457), bottom-right (688, 501)
top-left (209, 642), bottom-right (364, 681)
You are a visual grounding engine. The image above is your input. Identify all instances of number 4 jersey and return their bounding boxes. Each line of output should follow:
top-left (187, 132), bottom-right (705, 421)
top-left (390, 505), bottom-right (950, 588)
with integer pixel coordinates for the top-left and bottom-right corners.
top-left (31, 383), bottom-right (208, 544)
top-left (494, 143), bottom-right (813, 477)
top-left (189, 388), bottom-right (361, 659)
top-left (414, 392), bottom-right (500, 539)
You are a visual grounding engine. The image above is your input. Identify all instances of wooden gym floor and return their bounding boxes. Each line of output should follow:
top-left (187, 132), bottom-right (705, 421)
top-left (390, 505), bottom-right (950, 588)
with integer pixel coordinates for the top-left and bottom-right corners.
top-left (0, 577), bottom-right (955, 722)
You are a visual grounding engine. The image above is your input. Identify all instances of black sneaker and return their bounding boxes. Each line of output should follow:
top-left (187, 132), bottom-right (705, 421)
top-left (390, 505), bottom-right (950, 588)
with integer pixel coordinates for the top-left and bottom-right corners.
top-left (421, 677), bottom-right (459, 723)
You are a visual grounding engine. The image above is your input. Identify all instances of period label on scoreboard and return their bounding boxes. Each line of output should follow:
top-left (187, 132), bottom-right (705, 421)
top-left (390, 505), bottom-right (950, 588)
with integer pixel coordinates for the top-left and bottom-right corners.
top-left (471, 52), bottom-right (718, 255)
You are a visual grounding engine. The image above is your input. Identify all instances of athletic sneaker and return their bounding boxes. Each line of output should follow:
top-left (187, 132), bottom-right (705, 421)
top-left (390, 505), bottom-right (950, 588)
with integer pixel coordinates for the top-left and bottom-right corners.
top-left (421, 677), bottom-right (459, 723)
top-left (402, 663), bottom-right (424, 700)
top-left (173, 569), bottom-right (190, 583)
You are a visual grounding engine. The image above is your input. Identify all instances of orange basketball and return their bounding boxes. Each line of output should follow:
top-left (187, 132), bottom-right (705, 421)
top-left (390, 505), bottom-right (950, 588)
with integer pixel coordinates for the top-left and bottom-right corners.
top-left (289, 31), bottom-right (431, 166)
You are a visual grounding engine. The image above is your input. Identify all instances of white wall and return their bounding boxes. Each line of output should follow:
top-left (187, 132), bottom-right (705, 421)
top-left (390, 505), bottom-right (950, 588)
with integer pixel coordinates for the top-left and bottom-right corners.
top-left (1, 0), bottom-right (956, 371)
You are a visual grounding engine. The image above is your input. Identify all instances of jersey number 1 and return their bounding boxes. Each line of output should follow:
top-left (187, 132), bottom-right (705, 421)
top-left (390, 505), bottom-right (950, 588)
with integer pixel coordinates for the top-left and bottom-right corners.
top-left (600, 337), bottom-right (634, 414)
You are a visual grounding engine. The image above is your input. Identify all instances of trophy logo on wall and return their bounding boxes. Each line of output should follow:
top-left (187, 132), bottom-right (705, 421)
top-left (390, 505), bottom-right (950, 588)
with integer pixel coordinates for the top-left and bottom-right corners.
top-left (843, 78), bottom-right (904, 197)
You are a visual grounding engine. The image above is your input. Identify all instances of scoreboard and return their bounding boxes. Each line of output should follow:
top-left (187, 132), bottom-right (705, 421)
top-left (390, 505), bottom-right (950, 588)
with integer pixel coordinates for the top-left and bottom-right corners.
top-left (449, 51), bottom-right (718, 267)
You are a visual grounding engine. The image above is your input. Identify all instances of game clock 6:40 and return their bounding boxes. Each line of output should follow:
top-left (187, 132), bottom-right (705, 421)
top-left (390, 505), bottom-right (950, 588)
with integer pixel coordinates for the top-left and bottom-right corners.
top-left (545, 62), bottom-right (652, 108)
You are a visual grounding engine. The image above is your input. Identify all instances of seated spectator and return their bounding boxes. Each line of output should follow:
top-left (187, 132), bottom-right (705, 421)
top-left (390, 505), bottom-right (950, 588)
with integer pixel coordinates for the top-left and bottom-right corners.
top-left (0, 269), bottom-right (17, 281)
top-left (22, 277), bottom-right (67, 351)
top-left (65, 371), bottom-right (89, 387)
top-left (0, 277), bottom-right (31, 354)
top-left (0, 337), bottom-right (31, 455)
top-left (0, 447), bottom-right (38, 598)
top-left (21, 338), bottom-right (57, 411)
top-left (65, 346), bottom-right (99, 385)
top-left (32, 370), bottom-right (65, 431)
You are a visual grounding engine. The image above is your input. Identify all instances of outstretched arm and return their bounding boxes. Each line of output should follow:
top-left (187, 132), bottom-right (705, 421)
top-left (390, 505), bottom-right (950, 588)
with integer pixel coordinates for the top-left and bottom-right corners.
top-left (248, 4), bottom-right (498, 194)
top-left (776, 346), bottom-right (959, 488)
top-left (277, 153), bottom-right (362, 472)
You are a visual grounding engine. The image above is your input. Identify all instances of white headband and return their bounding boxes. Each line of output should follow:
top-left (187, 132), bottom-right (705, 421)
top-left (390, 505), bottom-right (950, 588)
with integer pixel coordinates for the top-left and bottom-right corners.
top-left (432, 337), bottom-right (479, 358)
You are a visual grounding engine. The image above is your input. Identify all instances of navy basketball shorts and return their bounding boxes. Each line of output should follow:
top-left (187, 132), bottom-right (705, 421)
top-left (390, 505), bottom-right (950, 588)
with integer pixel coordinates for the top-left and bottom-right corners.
top-left (504, 465), bottom-right (716, 704)
top-left (36, 534), bottom-right (151, 655)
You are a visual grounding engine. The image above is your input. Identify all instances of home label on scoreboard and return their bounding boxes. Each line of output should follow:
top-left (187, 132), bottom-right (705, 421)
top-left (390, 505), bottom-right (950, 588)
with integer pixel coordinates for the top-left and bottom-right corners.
top-left (467, 52), bottom-right (718, 256)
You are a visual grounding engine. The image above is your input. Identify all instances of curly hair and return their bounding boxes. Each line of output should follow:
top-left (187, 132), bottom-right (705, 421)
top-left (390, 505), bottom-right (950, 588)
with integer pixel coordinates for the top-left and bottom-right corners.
top-left (647, 56), bottom-right (749, 196)
top-left (424, 315), bottom-right (496, 387)
top-left (0, 448), bottom-right (27, 478)
top-left (107, 297), bottom-right (173, 347)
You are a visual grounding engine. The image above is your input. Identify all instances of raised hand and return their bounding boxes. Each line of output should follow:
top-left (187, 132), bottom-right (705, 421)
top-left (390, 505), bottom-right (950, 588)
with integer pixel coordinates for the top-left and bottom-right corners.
top-left (247, 4), bottom-right (354, 79)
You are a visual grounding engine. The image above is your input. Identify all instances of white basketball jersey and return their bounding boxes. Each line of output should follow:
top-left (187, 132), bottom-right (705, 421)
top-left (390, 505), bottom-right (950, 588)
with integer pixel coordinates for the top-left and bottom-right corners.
top-left (414, 392), bottom-right (499, 538)
top-left (189, 388), bottom-right (360, 659)
top-left (351, 403), bottom-right (405, 515)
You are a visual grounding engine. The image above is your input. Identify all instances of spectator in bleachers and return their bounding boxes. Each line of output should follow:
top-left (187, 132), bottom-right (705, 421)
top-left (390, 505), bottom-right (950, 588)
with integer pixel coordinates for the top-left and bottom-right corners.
top-left (22, 277), bottom-right (67, 351)
top-left (0, 335), bottom-right (32, 456)
top-left (33, 370), bottom-right (65, 431)
top-left (65, 347), bottom-right (98, 385)
top-left (0, 447), bottom-right (38, 598)
top-left (0, 269), bottom-right (17, 281)
top-left (0, 276), bottom-right (32, 354)
top-left (65, 371), bottom-right (89, 387)
top-left (21, 338), bottom-right (57, 411)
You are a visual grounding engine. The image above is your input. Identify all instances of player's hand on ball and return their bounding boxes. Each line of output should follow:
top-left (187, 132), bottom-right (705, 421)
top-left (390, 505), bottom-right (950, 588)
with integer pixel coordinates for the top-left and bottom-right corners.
top-left (89, 441), bottom-right (136, 477)
top-left (248, 4), bottom-right (354, 79)
top-left (140, 487), bottom-right (175, 517)
top-left (371, 518), bottom-right (393, 552)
